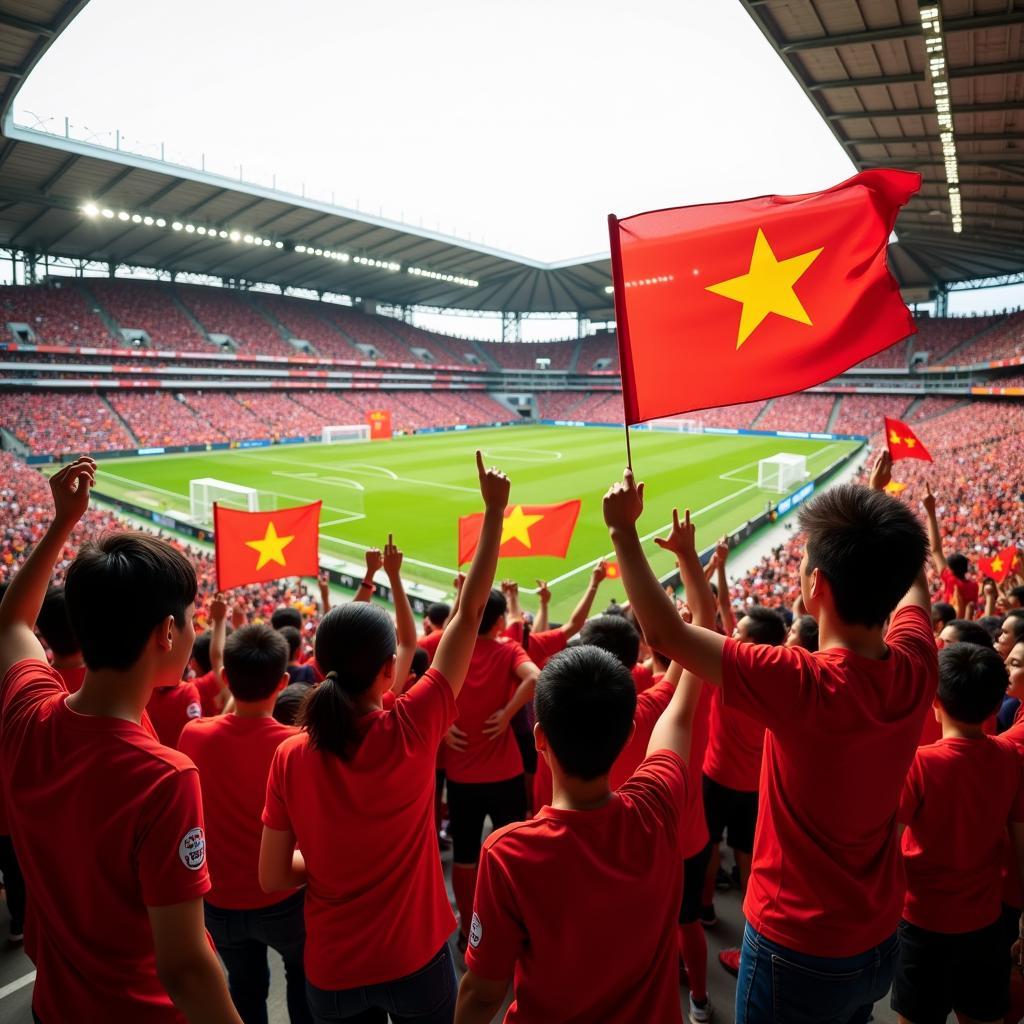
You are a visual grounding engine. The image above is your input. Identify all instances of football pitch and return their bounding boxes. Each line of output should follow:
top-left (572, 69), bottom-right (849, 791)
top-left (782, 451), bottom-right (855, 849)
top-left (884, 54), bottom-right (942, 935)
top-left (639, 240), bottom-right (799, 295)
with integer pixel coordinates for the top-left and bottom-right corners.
top-left (82, 425), bottom-right (861, 620)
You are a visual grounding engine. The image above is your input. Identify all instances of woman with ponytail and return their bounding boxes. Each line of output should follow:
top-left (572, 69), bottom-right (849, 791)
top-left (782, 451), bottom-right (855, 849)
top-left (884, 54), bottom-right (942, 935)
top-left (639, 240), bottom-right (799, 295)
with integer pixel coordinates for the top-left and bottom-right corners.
top-left (260, 452), bottom-right (510, 1024)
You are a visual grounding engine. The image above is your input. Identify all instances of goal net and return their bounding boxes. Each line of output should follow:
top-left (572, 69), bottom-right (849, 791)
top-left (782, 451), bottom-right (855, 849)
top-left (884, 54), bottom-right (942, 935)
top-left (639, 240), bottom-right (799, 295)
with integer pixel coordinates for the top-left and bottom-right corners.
top-left (322, 424), bottom-right (371, 444)
top-left (646, 417), bottom-right (703, 434)
top-left (758, 454), bottom-right (808, 494)
top-left (189, 477), bottom-right (266, 524)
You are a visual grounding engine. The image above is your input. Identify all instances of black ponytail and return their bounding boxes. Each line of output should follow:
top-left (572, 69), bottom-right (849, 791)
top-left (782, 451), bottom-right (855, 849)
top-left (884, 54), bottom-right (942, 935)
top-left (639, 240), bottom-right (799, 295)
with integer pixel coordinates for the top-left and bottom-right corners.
top-left (300, 603), bottom-right (396, 760)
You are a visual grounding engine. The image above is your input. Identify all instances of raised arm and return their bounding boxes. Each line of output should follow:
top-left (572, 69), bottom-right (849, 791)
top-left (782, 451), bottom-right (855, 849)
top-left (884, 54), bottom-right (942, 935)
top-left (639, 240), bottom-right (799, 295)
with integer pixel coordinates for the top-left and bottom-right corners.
top-left (921, 482), bottom-right (948, 575)
top-left (656, 513), bottom-right (717, 631)
top-left (0, 457), bottom-right (95, 679)
top-left (353, 548), bottom-right (383, 603)
top-left (383, 535), bottom-right (417, 692)
top-left (714, 538), bottom-right (737, 635)
top-left (534, 579), bottom-right (551, 632)
top-left (205, 595), bottom-right (229, 714)
top-left (431, 453), bottom-right (510, 696)
top-left (647, 668), bottom-right (705, 762)
top-left (603, 470), bottom-right (725, 686)
top-left (317, 570), bottom-right (331, 614)
top-left (502, 579), bottom-right (523, 627)
top-left (560, 561), bottom-right (608, 639)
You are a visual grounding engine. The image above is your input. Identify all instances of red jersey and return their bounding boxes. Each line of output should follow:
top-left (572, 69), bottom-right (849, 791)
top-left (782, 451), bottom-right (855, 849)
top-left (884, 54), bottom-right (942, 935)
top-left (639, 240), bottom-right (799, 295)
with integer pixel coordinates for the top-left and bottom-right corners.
top-left (0, 660), bottom-right (209, 1023)
top-left (466, 751), bottom-right (687, 1023)
top-left (56, 663), bottom-right (86, 694)
top-left (995, 709), bottom-right (1024, 909)
top-left (703, 686), bottom-right (765, 792)
top-left (721, 605), bottom-right (938, 956)
top-left (146, 682), bottom-right (202, 749)
top-left (525, 628), bottom-right (567, 670)
top-left (899, 735), bottom-right (1024, 933)
top-left (632, 663), bottom-right (656, 692)
top-left (191, 670), bottom-right (222, 717)
top-left (417, 630), bottom-right (443, 658)
top-left (445, 636), bottom-right (532, 784)
top-left (179, 714), bottom-right (298, 910)
top-left (939, 566), bottom-right (979, 612)
top-left (263, 668), bottom-right (457, 989)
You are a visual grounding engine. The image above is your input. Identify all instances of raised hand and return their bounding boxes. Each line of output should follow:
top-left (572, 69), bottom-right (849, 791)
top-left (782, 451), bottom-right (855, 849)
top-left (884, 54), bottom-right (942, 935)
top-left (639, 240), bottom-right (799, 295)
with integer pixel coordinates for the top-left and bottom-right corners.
top-left (476, 450), bottom-right (510, 512)
top-left (603, 468), bottom-right (644, 532)
top-left (536, 579), bottom-right (552, 604)
top-left (382, 534), bottom-right (403, 578)
top-left (49, 456), bottom-right (96, 529)
top-left (364, 547), bottom-right (384, 576)
top-left (231, 602), bottom-right (248, 629)
top-left (208, 594), bottom-right (228, 624)
top-left (501, 579), bottom-right (519, 600)
top-left (453, 572), bottom-right (466, 592)
top-left (654, 508), bottom-right (697, 560)
top-left (318, 570), bottom-right (330, 591)
top-left (922, 481), bottom-right (937, 517)
top-left (868, 450), bottom-right (893, 492)
top-left (716, 536), bottom-right (730, 566)
top-left (591, 561), bottom-right (609, 586)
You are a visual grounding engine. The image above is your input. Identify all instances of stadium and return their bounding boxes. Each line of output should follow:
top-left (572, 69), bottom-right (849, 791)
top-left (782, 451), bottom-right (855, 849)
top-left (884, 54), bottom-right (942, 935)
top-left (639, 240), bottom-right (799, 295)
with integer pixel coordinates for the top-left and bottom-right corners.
top-left (0, 1), bottom-right (1022, 1023)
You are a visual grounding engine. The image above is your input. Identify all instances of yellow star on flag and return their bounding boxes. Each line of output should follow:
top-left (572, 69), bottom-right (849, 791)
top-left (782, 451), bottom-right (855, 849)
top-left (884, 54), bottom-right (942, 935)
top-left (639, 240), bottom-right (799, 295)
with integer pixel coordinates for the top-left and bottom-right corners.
top-left (905, 437), bottom-right (917, 448)
top-left (706, 228), bottom-right (824, 349)
top-left (245, 521), bottom-right (295, 571)
top-left (992, 557), bottom-right (1004, 574)
top-left (501, 506), bottom-right (544, 548)
top-left (889, 429), bottom-right (904, 447)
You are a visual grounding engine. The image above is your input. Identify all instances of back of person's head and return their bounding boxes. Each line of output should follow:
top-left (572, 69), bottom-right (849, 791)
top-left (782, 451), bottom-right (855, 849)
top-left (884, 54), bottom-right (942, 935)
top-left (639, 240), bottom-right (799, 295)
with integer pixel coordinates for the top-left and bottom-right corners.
top-left (37, 585), bottom-right (81, 658)
top-left (191, 632), bottom-right (213, 674)
top-left (937, 642), bottom-right (1008, 723)
top-left (1010, 586), bottom-right (1024, 608)
top-left (579, 614), bottom-right (641, 669)
top-left (1002, 612), bottom-right (1024, 651)
top-left (273, 682), bottom-right (311, 726)
top-left (941, 619), bottom-right (993, 648)
top-left (788, 614), bottom-right (819, 653)
top-left (65, 532), bottom-right (196, 671)
top-left (979, 616), bottom-right (1003, 643)
top-left (278, 624), bottom-right (302, 660)
top-left (798, 484), bottom-right (927, 628)
top-left (479, 588), bottom-right (507, 635)
top-left (223, 624), bottom-right (288, 702)
top-left (301, 603), bottom-right (396, 759)
top-left (271, 606), bottom-right (303, 632)
top-left (535, 645), bottom-right (637, 780)
top-left (931, 602), bottom-right (956, 629)
top-left (947, 553), bottom-right (970, 581)
top-left (737, 606), bottom-right (787, 646)
top-left (425, 602), bottom-right (450, 630)
top-left (410, 646), bottom-right (430, 681)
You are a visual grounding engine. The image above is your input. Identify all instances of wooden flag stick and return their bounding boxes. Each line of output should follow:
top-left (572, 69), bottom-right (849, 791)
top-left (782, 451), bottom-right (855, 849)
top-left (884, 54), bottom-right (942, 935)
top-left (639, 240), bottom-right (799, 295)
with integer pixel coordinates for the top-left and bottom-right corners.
top-left (624, 423), bottom-right (633, 471)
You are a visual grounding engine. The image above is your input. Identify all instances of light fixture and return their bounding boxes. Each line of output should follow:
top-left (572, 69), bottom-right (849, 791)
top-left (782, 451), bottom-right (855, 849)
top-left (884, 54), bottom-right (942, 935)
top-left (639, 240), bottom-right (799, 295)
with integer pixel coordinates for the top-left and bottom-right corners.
top-left (155, 218), bottom-right (166, 227)
top-left (131, 213), bottom-right (142, 223)
top-left (197, 225), bottom-right (207, 235)
top-left (101, 207), bottom-right (114, 218)
top-left (229, 230), bottom-right (240, 242)
top-left (185, 223), bottom-right (195, 233)
top-left (117, 211), bottom-right (130, 221)
top-left (143, 215), bottom-right (154, 225)
top-left (604, 285), bottom-right (614, 294)
top-left (172, 221), bottom-right (183, 230)
top-left (407, 265), bottom-right (478, 288)
top-left (81, 202), bottom-right (99, 217)
top-left (920, 5), bottom-right (962, 233)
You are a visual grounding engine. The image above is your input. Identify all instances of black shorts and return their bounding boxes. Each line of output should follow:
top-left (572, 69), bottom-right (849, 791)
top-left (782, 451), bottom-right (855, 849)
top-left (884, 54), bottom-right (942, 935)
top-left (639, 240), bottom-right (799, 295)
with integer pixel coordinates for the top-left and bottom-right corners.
top-left (680, 842), bottom-right (713, 923)
top-left (891, 917), bottom-right (1011, 1024)
top-left (702, 773), bottom-right (758, 854)
top-left (446, 775), bottom-right (528, 864)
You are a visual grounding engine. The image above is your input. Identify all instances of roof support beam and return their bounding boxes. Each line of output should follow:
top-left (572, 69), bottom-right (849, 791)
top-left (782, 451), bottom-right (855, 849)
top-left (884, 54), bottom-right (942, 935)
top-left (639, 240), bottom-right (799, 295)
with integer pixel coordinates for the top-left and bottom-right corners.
top-left (809, 60), bottom-right (1024, 91)
top-left (845, 132), bottom-right (1024, 146)
top-left (93, 166), bottom-right (135, 198)
top-left (39, 154), bottom-right (79, 195)
top-left (0, 11), bottom-right (58, 36)
top-left (829, 101), bottom-right (1024, 121)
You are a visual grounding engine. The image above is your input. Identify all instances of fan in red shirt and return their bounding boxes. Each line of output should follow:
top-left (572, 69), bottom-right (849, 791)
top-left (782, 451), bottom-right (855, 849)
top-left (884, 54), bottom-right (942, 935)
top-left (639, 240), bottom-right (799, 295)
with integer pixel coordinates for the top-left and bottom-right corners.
top-left (36, 585), bottom-right (87, 693)
top-left (260, 453), bottom-right (510, 1022)
top-left (893, 642), bottom-right (1024, 1024)
top-left (147, 678), bottom-right (203, 748)
top-left (187, 599), bottom-right (228, 716)
top-left (923, 483), bottom-right (981, 617)
top-left (0, 457), bottom-right (241, 1024)
top-left (179, 622), bottom-right (310, 1024)
top-left (603, 451), bottom-right (938, 1024)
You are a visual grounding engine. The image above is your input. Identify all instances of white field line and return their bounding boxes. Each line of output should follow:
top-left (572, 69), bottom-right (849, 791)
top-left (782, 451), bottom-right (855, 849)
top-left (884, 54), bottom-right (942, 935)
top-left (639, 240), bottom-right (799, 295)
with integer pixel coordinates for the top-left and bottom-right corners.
top-left (348, 463), bottom-right (398, 480)
top-left (479, 446), bottom-right (564, 462)
top-left (272, 470), bottom-right (365, 492)
top-left (320, 515), bottom-right (365, 527)
top-left (258, 456), bottom-right (480, 495)
top-left (0, 970), bottom-right (35, 1000)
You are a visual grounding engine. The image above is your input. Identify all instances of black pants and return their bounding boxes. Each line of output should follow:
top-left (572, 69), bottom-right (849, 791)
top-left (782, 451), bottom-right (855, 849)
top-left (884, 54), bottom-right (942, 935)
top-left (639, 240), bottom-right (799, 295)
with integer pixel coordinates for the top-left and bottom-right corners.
top-left (204, 888), bottom-right (312, 1024)
top-left (446, 775), bottom-right (527, 863)
top-left (0, 834), bottom-right (26, 934)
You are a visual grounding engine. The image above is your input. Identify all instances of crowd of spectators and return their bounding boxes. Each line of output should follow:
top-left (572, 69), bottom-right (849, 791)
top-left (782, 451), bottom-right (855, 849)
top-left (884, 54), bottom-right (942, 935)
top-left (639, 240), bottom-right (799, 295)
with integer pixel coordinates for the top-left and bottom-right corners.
top-left (699, 399), bottom-right (769, 429)
top-left (755, 393), bottom-right (837, 433)
top-left (577, 334), bottom-right (620, 371)
top-left (479, 340), bottom-right (576, 371)
top-left (829, 394), bottom-right (912, 437)
top-left (0, 284), bottom-right (111, 346)
top-left (89, 281), bottom-right (212, 352)
top-left (106, 392), bottom-right (229, 448)
top-left (908, 396), bottom-right (965, 422)
top-left (0, 392), bottom-right (135, 453)
top-left (916, 314), bottom-right (1004, 362)
top-left (317, 308), bottom-right (420, 363)
top-left (946, 310), bottom-right (1024, 366)
top-left (178, 392), bottom-right (268, 439)
top-left (853, 338), bottom-right (910, 370)
top-left (176, 286), bottom-right (295, 358)
top-left (254, 296), bottom-right (362, 361)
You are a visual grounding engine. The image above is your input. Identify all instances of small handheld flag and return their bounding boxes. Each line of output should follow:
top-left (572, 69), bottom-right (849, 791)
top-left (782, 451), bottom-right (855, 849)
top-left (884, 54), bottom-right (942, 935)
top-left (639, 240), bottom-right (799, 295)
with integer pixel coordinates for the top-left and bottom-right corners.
top-left (884, 416), bottom-right (932, 463)
top-left (214, 501), bottom-right (322, 590)
top-left (458, 501), bottom-right (581, 565)
top-left (979, 546), bottom-right (1019, 584)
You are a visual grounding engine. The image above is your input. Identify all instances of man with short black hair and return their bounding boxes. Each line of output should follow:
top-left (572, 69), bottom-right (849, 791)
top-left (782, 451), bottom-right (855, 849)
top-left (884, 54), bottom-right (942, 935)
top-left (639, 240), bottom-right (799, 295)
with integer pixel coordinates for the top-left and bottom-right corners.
top-left (939, 618), bottom-right (995, 649)
top-left (930, 601), bottom-right (956, 638)
top-left (278, 625), bottom-right (317, 684)
top-left (36, 585), bottom-right (86, 693)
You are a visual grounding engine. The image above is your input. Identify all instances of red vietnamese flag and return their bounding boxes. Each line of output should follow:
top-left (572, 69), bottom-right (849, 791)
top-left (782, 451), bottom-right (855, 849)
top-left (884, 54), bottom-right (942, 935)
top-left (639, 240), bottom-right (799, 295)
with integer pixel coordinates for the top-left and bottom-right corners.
top-left (605, 561), bottom-right (621, 580)
top-left (368, 409), bottom-right (392, 440)
top-left (214, 501), bottom-right (322, 590)
top-left (458, 501), bottom-right (581, 565)
top-left (609, 169), bottom-right (920, 423)
top-left (884, 416), bottom-right (933, 463)
top-left (979, 546), bottom-right (1019, 584)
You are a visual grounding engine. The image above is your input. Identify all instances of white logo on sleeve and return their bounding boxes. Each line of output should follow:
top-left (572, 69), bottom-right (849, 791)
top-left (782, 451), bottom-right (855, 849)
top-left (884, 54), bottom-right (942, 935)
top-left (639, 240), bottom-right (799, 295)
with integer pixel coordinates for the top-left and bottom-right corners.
top-left (469, 912), bottom-right (483, 949)
top-left (186, 702), bottom-right (202, 719)
top-left (178, 827), bottom-right (206, 870)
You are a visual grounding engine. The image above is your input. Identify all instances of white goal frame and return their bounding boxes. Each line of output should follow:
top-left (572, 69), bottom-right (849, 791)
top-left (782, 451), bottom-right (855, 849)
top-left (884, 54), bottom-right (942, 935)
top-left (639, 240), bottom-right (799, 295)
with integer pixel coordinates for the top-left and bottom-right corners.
top-left (189, 477), bottom-right (261, 524)
top-left (758, 454), bottom-right (808, 494)
top-left (645, 417), bottom-right (704, 434)
top-left (322, 423), bottom-right (372, 444)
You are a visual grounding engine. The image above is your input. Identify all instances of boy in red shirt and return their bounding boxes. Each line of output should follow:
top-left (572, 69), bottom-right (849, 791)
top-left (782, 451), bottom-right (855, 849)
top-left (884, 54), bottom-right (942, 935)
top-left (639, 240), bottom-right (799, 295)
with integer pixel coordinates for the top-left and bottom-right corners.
top-left (187, 597), bottom-right (227, 716)
top-left (0, 457), bottom-right (241, 1023)
top-left (603, 452), bottom-right (937, 1024)
top-left (923, 483), bottom-right (980, 617)
top-left (179, 623), bottom-right (310, 1024)
top-left (893, 641), bottom-right (1024, 1024)
top-left (147, 675), bottom-right (203, 748)
top-left (37, 585), bottom-right (86, 693)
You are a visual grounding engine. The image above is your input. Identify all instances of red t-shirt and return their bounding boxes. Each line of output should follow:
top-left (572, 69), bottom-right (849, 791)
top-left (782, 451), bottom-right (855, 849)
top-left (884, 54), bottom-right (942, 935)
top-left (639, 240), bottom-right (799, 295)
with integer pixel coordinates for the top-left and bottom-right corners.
top-left (179, 714), bottom-right (298, 910)
top-left (263, 667), bottom-right (458, 989)
top-left (503, 620), bottom-right (525, 644)
top-left (191, 670), bottom-right (222, 717)
top-left (466, 751), bottom-right (688, 1024)
top-left (721, 605), bottom-right (938, 956)
top-left (417, 630), bottom-right (443, 658)
top-left (56, 663), bottom-right (86, 694)
top-left (0, 660), bottom-right (209, 1023)
top-left (146, 682), bottom-right (202, 749)
top-left (995, 710), bottom-right (1024, 909)
top-left (940, 566), bottom-right (979, 611)
top-left (703, 686), bottom-right (765, 792)
top-left (445, 636), bottom-right (532, 784)
top-left (899, 735), bottom-right (1024, 933)
top-left (631, 663), bottom-right (656, 692)
top-left (919, 708), bottom-right (996, 746)
top-left (525, 628), bottom-right (567, 670)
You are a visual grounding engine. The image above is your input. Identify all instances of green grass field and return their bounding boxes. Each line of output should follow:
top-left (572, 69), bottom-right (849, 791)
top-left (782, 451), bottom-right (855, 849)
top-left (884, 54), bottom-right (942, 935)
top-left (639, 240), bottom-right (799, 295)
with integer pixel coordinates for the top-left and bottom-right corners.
top-left (82, 425), bottom-right (859, 619)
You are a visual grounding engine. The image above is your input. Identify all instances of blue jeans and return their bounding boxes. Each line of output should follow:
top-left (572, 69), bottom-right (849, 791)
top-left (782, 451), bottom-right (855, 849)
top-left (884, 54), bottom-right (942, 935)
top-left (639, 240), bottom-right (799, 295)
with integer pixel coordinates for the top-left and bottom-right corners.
top-left (306, 944), bottom-right (456, 1024)
top-left (736, 922), bottom-right (898, 1024)
top-left (204, 888), bottom-right (312, 1024)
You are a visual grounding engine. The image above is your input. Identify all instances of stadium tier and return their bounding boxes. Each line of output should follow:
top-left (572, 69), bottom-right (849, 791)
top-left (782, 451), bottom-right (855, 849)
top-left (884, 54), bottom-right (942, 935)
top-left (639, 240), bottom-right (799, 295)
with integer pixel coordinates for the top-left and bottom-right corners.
top-left (87, 280), bottom-right (211, 351)
top-left (755, 393), bottom-right (838, 434)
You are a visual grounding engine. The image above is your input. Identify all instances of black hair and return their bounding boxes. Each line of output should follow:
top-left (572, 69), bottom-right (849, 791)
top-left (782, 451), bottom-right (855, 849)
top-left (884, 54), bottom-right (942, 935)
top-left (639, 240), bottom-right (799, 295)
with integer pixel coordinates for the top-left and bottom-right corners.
top-left (65, 532), bottom-right (196, 671)
top-left (273, 682), bottom-right (312, 726)
top-left (191, 632), bottom-right (213, 673)
top-left (535, 645), bottom-right (637, 780)
top-left (740, 606), bottom-right (787, 646)
top-left (1007, 608), bottom-right (1024, 623)
top-left (947, 553), bottom-right (970, 581)
top-left (425, 602), bottom-right (450, 629)
top-left (579, 615), bottom-right (641, 669)
top-left (1011, 586), bottom-right (1024, 606)
top-left (791, 614), bottom-right (819, 653)
top-left (937, 642), bottom-right (1008, 723)
top-left (271, 606), bottom-right (303, 631)
top-left (944, 619), bottom-right (994, 648)
top-left (36, 585), bottom-right (81, 658)
top-left (1003, 614), bottom-right (1024, 643)
top-left (410, 646), bottom-right (429, 680)
top-left (223, 624), bottom-right (288, 702)
top-left (278, 624), bottom-right (302, 659)
top-left (798, 484), bottom-right (927, 628)
top-left (479, 589), bottom-right (507, 635)
top-left (931, 602), bottom-right (956, 627)
top-left (978, 616), bottom-right (1003, 642)
top-left (301, 603), bottom-right (396, 760)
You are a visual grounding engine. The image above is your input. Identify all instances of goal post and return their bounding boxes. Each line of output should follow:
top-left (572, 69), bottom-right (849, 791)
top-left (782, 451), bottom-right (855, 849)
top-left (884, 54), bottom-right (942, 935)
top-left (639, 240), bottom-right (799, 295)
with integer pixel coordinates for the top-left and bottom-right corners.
top-left (322, 424), bottom-right (371, 444)
top-left (758, 454), bottom-right (808, 494)
top-left (189, 477), bottom-right (266, 524)
top-left (645, 417), bottom-right (704, 434)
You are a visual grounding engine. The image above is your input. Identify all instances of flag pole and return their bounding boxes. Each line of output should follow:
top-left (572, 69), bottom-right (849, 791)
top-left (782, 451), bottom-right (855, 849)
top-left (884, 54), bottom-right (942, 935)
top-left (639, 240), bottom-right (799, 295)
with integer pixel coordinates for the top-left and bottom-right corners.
top-left (607, 213), bottom-right (636, 471)
top-left (624, 423), bottom-right (633, 471)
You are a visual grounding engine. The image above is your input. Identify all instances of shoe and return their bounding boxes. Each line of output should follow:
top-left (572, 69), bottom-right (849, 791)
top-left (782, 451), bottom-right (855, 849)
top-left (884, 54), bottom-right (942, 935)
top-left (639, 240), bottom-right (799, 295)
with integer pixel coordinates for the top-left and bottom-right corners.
top-left (5, 931), bottom-right (23, 950)
top-left (698, 903), bottom-right (717, 928)
top-left (689, 994), bottom-right (713, 1023)
top-left (718, 948), bottom-right (740, 977)
top-left (715, 867), bottom-right (732, 892)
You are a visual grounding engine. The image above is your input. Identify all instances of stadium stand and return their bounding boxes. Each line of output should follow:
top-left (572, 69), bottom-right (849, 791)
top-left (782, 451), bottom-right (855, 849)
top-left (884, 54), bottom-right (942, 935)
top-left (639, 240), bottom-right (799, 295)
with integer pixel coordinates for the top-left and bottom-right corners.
top-left (944, 310), bottom-right (1024, 365)
top-left (829, 394), bottom-right (912, 437)
top-left (0, 283), bottom-right (111, 346)
top-left (852, 338), bottom-right (910, 370)
top-left (907, 396), bottom-right (966, 422)
top-left (577, 333), bottom-right (619, 371)
top-left (89, 281), bottom-right (213, 352)
top-left (250, 294), bottom-right (359, 360)
top-left (699, 400), bottom-right (769, 429)
top-left (106, 392), bottom-right (228, 447)
top-left (178, 391), bottom-right (268, 439)
top-left (913, 314), bottom-right (1004, 362)
top-left (0, 391), bottom-right (136, 453)
top-left (755, 393), bottom-right (837, 433)
top-left (176, 285), bottom-right (296, 357)
top-left (317, 307), bottom-right (419, 363)
top-left (480, 340), bottom-right (577, 370)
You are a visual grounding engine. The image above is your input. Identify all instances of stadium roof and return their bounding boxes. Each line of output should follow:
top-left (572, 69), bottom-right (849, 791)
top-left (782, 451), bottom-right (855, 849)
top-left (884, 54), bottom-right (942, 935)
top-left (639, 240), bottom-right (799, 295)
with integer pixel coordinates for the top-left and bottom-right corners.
top-left (0, 0), bottom-right (1022, 316)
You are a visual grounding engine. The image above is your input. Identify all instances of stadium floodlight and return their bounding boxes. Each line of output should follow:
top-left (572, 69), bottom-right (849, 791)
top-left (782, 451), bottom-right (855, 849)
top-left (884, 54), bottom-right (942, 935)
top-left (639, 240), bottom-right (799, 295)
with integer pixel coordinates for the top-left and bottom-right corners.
top-left (407, 266), bottom-right (478, 288)
top-left (920, 5), bottom-right (961, 233)
top-left (117, 211), bottom-right (130, 221)
top-left (172, 221), bottom-right (183, 231)
top-left (185, 224), bottom-right (195, 233)
top-left (229, 230), bottom-right (240, 242)
top-left (143, 215), bottom-right (154, 226)
top-left (197, 225), bottom-right (208, 235)
top-left (274, 241), bottom-right (283, 248)
top-left (81, 202), bottom-right (99, 218)
top-left (604, 285), bottom-right (613, 293)
top-left (156, 218), bottom-right (166, 227)
top-left (243, 234), bottom-right (253, 244)
top-left (131, 213), bottom-right (142, 223)
top-left (218, 229), bottom-right (228, 239)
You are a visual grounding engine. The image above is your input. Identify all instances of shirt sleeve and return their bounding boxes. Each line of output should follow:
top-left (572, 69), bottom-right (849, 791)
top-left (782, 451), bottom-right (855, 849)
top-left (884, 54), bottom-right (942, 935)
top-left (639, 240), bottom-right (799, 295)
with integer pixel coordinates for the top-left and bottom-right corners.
top-left (502, 620), bottom-right (524, 644)
top-left (1, 659), bottom-right (66, 738)
top-left (464, 842), bottom-right (526, 982)
top-left (137, 767), bottom-right (211, 906)
top-left (896, 755), bottom-right (924, 826)
top-left (618, 750), bottom-right (688, 845)
top-left (394, 667), bottom-right (458, 748)
top-left (886, 606), bottom-right (938, 666)
top-left (720, 638), bottom-right (816, 731)
top-left (528, 629), bottom-right (567, 668)
top-left (508, 641), bottom-right (533, 673)
top-left (262, 743), bottom-right (292, 832)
